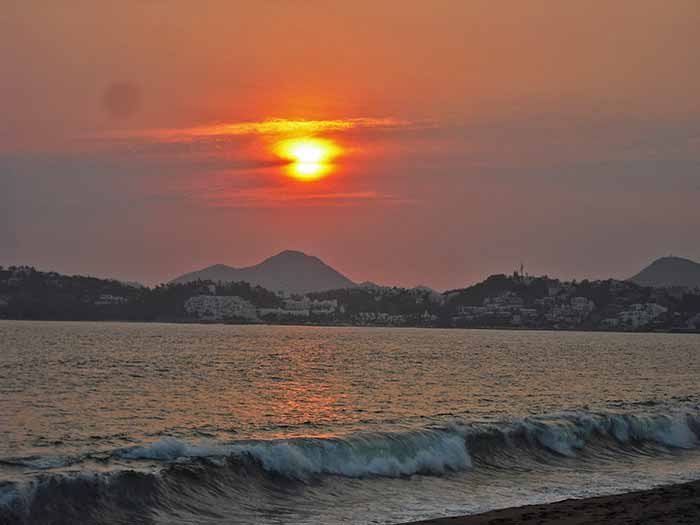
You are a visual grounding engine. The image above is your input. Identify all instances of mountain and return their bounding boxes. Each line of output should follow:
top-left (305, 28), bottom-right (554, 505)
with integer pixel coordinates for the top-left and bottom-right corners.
top-left (629, 256), bottom-right (700, 288)
top-left (169, 250), bottom-right (356, 293)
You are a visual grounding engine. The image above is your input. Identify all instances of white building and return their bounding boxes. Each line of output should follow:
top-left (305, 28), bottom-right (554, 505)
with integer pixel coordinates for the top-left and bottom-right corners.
top-left (618, 303), bottom-right (668, 329)
top-left (95, 294), bottom-right (128, 305)
top-left (570, 296), bottom-right (595, 313)
top-left (258, 307), bottom-right (310, 318)
top-left (310, 299), bottom-right (338, 314)
top-left (284, 297), bottom-right (311, 310)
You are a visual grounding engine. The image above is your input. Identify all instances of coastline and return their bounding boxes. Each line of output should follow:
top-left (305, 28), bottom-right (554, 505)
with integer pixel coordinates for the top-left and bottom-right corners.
top-left (406, 480), bottom-right (700, 524)
top-left (1, 318), bottom-right (698, 336)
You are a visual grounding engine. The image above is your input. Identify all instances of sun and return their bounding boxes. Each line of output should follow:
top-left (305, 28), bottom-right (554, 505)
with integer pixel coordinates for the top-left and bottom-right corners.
top-left (275, 137), bottom-right (341, 181)
top-left (290, 143), bottom-right (325, 163)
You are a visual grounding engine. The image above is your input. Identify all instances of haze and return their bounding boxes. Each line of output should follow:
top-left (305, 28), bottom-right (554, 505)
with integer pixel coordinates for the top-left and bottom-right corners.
top-left (2, 1), bottom-right (699, 289)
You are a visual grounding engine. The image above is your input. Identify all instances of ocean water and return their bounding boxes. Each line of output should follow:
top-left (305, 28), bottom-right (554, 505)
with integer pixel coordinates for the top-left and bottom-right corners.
top-left (1, 320), bottom-right (700, 524)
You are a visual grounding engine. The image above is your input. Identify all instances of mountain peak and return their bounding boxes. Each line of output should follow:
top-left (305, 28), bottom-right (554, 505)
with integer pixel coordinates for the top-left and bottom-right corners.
top-left (208, 263), bottom-right (236, 270)
top-left (649, 255), bottom-right (695, 265)
top-left (269, 250), bottom-right (310, 260)
top-left (629, 255), bottom-right (700, 288)
top-left (170, 251), bottom-right (355, 293)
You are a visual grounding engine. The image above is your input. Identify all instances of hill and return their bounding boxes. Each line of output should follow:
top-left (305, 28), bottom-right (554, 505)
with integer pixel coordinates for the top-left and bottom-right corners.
top-left (629, 256), bottom-right (700, 288)
top-left (169, 250), bottom-right (356, 294)
top-left (2, 265), bottom-right (700, 331)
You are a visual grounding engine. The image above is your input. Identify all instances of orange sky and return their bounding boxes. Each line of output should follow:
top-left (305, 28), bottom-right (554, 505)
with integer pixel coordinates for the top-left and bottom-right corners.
top-left (2, 1), bottom-right (700, 288)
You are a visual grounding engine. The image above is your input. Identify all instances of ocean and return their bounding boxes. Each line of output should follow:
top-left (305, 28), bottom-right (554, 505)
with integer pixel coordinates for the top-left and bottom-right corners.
top-left (1, 320), bottom-right (700, 524)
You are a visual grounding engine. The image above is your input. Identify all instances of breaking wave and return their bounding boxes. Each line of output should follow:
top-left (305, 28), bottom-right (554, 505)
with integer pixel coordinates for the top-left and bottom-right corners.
top-left (2, 407), bottom-right (699, 524)
top-left (116, 429), bottom-right (471, 478)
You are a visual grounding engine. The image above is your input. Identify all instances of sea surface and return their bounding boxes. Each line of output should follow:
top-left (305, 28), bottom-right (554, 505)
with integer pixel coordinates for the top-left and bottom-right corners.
top-left (1, 320), bottom-right (700, 524)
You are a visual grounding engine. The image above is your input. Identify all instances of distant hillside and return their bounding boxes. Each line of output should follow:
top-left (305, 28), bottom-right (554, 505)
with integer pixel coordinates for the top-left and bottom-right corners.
top-left (170, 250), bottom-right (356, 294)
top-left (629, 256), bottom-right (700, 288)
top-left (3, 265), bottom-right (700, 331)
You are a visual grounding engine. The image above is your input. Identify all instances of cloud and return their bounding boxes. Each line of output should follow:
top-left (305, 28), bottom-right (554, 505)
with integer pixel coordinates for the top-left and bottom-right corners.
top-left (98, 117), bottom-right (414, 142)
top-left (196, 187), bottom-right (382, 209)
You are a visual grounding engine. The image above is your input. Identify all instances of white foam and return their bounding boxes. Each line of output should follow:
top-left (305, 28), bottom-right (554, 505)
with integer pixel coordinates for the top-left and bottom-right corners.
top-left (117, 431), bottom-right (472, 478)
top-left (238, 432), bottom-right (471, 478)
top-left (522, 411), bottom-right (699, 455)
top-left (117, 437), bottom-right (231, 461)
top-left (113, 409), bottom-right (700, 478)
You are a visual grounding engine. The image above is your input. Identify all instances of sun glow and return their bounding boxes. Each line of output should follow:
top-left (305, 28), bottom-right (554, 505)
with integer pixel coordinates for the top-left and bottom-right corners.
top-left (275, 137), bottom-right (341, 181)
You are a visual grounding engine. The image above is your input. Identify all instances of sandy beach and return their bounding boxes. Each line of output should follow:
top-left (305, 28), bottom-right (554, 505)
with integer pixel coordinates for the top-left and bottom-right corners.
top-left (408, 480), bottom-right (700, 524)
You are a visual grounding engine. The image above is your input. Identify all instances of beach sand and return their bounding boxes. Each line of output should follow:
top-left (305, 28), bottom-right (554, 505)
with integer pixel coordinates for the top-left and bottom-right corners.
top-left (407, 480), bottom-right (700, 524)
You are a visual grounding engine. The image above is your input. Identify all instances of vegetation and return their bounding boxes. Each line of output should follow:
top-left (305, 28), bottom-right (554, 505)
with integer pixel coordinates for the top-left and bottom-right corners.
top-left (1, 265), bottom-right (699, 332)
top-left (0, 266), bottom-right (280, 322)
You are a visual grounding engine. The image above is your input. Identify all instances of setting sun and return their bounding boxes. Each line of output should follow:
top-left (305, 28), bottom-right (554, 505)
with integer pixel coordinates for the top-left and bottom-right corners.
top-left (275, 137), bottom-right (341, 181)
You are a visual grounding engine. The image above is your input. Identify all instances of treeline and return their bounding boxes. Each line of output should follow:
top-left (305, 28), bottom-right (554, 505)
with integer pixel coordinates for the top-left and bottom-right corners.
top-left (308, 287), bottom-right (444, 317)
top-left (0, 266), bottom-right (280, 321)
top-left (0, 266), bottom-right (142, 320)
top-left (2, 266), bottom-right (700, 331)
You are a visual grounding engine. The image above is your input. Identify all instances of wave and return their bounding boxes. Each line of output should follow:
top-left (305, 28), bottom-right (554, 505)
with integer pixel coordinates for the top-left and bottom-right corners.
top-left (116, 429), bottom-right (472, 478)
top-left (462, 410), bottom-right (700, 463)
top-left (2, 407), bottom-right (699, 524)
top-left (113, 409), bottom-right (700, 474)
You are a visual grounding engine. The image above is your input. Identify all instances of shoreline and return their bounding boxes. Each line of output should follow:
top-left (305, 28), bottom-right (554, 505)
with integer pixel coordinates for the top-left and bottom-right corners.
top-left (1, 318), bottom-right (698, 336)
top-left (406, 480), bottom-right (700, 524)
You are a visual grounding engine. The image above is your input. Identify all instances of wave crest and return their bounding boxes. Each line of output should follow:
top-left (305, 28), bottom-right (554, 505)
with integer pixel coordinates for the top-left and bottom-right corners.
top-left (3, 407), bottom-right (700, 524)
top-left (117, 429), bottom-right (472, 478)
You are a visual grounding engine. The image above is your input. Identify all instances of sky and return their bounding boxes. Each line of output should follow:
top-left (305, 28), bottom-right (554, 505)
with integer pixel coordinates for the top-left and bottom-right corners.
top-left (2, 1), bottom-right (699, 289)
